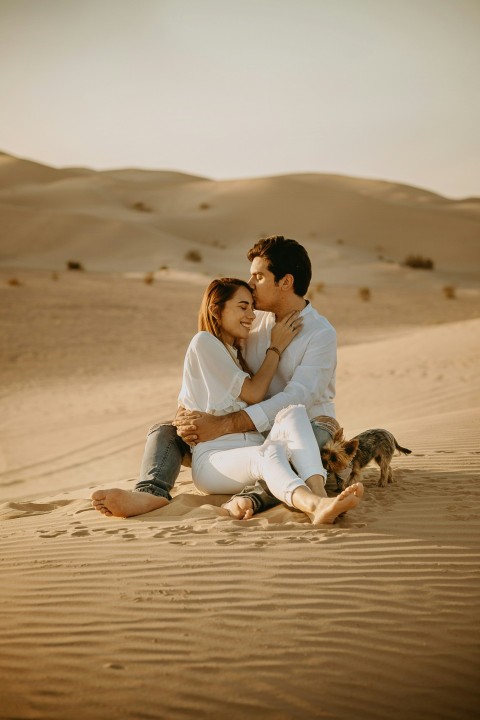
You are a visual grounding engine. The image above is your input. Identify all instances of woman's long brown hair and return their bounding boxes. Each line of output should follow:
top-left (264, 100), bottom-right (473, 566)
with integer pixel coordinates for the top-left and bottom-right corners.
top-left (198, 278), bottom-right (253, 375)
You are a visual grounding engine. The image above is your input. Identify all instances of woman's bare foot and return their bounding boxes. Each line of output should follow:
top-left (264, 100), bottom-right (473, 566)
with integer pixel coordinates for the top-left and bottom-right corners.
top-left (91, 489), bottom-right (169, 518)
top-left (308, 482), bottom-right (364, 525)
top-left (222, 496), bottom-right (254, 520)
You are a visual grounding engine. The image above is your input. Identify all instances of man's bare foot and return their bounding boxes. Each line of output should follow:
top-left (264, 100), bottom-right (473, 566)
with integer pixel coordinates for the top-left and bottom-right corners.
top-left (222, 496), bottom-right (254, 520)
top-left (309, 482), bottom-right (364, 525)
top-left (91, 489), bottom-right (169, 518)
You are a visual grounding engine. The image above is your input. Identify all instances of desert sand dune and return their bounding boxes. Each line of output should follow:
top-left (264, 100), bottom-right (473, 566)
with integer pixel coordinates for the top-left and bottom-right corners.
top-left (0, 154), bottom-right (479, 719)
top-left (1, 152), bottom-right (480, 276)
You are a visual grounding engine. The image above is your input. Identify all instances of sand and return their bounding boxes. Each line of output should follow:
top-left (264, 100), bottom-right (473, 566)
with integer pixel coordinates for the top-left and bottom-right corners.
top-left (1, 153), bottom-right (480, 720)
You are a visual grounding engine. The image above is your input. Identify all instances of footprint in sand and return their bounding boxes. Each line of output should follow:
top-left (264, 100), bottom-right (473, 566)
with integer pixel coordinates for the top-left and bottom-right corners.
top-left (153, 530), bottom-right (172, 539)
top-left (38, 529), bottom-right (68, 538)
top-left (104, 527), bottom-right (128, 535)
top-left (71, 529), bottom-right (90, 537)
top-left (215, 537), bottom-right (237, 545)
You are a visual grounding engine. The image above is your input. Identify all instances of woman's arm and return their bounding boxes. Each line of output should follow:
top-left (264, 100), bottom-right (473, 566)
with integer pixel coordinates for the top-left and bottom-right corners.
top-left (239, 310), bottom-right (302, 404)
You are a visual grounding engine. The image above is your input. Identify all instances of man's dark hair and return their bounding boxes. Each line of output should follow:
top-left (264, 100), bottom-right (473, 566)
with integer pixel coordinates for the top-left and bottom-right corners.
top-left (247, 235), bottom-right (312, 297)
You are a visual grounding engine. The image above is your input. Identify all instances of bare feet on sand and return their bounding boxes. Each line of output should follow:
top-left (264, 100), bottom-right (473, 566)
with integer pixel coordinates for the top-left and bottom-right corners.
top-left (222, 482), bottom-right (364, 524)
top-left (91, 489), bottom-right (169, 518)
top-left (222, 496), bottom-right (254, 520)
top-left (308, 482), bottom-right (364, 525)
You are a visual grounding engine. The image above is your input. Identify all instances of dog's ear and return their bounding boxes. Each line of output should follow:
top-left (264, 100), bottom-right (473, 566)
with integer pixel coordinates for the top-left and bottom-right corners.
top-left (344, 438), bottom-right (359, 457)
top-left (333, 427), bottom-right (344, 443)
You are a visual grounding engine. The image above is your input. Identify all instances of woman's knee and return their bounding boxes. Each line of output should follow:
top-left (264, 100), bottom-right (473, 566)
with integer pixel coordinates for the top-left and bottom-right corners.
top-left (274, 404), bottom-right (307, 425)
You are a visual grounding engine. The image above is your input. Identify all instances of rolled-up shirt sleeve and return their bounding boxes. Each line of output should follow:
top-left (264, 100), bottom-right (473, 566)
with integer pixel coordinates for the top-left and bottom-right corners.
top-left (244, 325), bottom-right (336, 432)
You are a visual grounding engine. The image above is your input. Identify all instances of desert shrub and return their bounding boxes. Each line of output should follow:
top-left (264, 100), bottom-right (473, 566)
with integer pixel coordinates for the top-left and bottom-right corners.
top-left (315, 282), bottom-right (325, 293)
top-left (158, 265), bottom-right (169, 271)
top-left (185, 249), bottom-right (202, 263)
top-left (443, 285), bottom-right (456, 299)
top-left (144, 272), bottom-right (155, 285)
top-left (66, 260), bottom-right (84, 271)
top-left (198, 202), bottom-right (210, 210)
top-left (336, 238), bottom-right (344, 245)
top-left (404, 254), bottom-right (434, 270)
top-left (51, 272), bottom-right (59, 281)
top-left (358, 287), bottom-right (371, 302)
top-left (7, 277), bottom-right (22, 286)
top-left (132, 201), bottom-right (152, 212)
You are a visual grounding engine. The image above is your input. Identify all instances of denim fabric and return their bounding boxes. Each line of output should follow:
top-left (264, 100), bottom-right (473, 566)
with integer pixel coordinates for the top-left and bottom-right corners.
top-left (135, 423), bottom-right (189, 500)
top-left (233, 419), bottom-right (334, 513)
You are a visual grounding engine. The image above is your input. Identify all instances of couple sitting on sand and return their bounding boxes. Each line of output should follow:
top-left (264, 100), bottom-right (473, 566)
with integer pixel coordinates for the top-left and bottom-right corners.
top-left (92, 235), bottom-right (363, 524)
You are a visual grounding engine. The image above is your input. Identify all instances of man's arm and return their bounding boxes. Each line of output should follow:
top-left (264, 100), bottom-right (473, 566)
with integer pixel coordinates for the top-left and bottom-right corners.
top-left (174, 408), bottom-right (255, 444)
top-left (244, 325), bottom-right (336, 432)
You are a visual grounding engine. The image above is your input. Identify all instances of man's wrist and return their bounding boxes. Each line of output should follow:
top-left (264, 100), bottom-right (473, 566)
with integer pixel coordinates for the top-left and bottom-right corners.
top-left (220, 410), bottom-right (255, 435)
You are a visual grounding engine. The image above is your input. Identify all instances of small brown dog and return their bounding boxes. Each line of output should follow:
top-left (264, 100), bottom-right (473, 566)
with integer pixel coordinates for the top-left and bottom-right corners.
top-left (321, 428), bottom-right (411, 489)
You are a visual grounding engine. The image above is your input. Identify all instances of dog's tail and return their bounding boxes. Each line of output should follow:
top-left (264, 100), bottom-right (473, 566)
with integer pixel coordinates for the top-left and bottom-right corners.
top-left (395, 440), bottom-right (412, 455)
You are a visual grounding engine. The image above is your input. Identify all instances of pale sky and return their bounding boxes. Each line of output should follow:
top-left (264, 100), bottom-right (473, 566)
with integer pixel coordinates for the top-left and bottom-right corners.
top-left (1, 0), bottom-right (479, 198)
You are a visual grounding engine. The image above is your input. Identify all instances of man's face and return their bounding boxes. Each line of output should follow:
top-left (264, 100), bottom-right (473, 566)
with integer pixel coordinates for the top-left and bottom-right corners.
top-left (248, 256), bottom-right (281, 312)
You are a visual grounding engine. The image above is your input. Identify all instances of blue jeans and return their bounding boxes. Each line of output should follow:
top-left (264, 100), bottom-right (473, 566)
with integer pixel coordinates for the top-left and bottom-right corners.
top-left (135, 420), bottom-right (334, 510)
top-left (135, 422), bottom-right (189, 500)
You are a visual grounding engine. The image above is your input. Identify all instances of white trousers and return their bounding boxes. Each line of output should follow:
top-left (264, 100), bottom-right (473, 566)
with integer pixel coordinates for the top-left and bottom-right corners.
top-left (192, 405), bottom-right (326, 506)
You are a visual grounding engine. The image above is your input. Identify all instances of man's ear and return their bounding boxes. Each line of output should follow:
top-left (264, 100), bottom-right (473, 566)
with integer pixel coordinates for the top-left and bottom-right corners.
top-left (280, 273), bottom-right (295, 291)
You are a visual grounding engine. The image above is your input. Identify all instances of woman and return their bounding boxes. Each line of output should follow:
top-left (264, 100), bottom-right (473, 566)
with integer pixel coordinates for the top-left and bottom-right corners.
top-left (178, 278), bottom-right (363, 525)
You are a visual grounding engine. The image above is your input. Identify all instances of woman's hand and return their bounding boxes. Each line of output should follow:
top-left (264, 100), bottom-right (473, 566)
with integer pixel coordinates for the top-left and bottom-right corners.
top-left (270, 310), bottom-right (303, 354)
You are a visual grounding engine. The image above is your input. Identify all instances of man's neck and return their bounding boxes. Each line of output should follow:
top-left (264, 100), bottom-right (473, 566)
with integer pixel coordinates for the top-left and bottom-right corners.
top-left (274, 296), bottom-right (308, 321)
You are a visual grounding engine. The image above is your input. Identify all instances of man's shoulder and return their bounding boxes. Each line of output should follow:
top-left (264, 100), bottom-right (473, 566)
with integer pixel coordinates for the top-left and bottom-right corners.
top-left (304, 304), bottom-right (336, 336)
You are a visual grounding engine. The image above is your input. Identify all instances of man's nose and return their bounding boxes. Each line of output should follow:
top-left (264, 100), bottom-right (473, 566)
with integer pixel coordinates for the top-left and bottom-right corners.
top-left (248, 276), bottom-right (255, 288)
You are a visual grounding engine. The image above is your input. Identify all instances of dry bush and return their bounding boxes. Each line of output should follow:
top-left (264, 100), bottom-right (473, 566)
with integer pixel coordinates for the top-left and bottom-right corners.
top-left (315, 282), bottom-right (325, 293)
top-left (158, 265), bottom-right (169, 271)
top-left (51, 272), bottom-right (59, 281)
top-left (143, 272), bottom-right (155, 285)
top-left (336, 238), bottom-right (345, 245)
top-left (132, 201), bottom-right (152, 212)
top-left (404, 254), bottom-right (434, 270)
top-left (443, 285), bottom-right (456, 299)
top-left (198, 202), bottom-right (211, 210)
top-left (185, 250), bottom-right (202, 263)
top-left (358, 287), bottom-right (371, 302)
top-left (66, 260), bottom-right (85, 271)
top-left (7, 277), bottom-right (22, 287)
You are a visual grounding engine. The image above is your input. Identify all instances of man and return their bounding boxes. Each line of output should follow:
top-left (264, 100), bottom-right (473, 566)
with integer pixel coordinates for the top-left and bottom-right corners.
top-left (92, 235), bottom-right (343, 519)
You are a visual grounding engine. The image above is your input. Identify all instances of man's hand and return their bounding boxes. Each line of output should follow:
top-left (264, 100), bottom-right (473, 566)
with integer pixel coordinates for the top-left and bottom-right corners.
top-left (173, 408), bottom-right (255, 443)
top-left (173, 409), bottom-right (226, 444)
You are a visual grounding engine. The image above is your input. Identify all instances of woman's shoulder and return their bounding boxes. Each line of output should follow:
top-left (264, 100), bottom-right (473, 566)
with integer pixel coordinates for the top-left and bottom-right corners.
top-left (188, 331), bottom-right (226, 355)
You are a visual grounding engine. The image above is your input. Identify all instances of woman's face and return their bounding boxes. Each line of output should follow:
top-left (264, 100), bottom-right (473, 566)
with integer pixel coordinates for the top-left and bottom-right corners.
top-left (218, 286), bottom-right (255, 345)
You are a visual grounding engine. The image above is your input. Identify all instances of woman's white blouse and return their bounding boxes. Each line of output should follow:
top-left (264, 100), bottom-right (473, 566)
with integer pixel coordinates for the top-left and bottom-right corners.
top-left (178, 331), bottom-right (249, 415)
